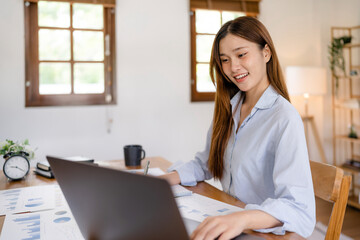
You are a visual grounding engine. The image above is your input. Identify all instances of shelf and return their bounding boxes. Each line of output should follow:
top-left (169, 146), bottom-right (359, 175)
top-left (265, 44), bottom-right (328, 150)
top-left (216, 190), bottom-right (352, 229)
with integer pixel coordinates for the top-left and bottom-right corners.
top-left (334, 105), bottom-right (360, 110)
top-left (332, 26), bottom-right (360, 210)
top-left (333, 75), bottom-right (360, 80)
top-left (347, 195), bottom-right (360, 209)
top-left (335, 135), bottom-right (360, 144)
top-left (344, 43), bottom-right (360, 48)
top-left (349, 76), bottom-right (360, 80)
top-left (336, 97), bottom-right (360, 102)
top-left (341, 165), bottom-right (360, 174)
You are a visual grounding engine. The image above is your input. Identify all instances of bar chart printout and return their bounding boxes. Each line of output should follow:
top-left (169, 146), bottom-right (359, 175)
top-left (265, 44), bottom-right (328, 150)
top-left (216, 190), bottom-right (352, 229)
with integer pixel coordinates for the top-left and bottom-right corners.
top-left (0, 208), bottom-right (84, 240)
top-left (0, 185), bottom-right (57, 216)
top-left (175, 193), bottom-right (243, 222)
top-left (2, 212), bottom-right (40, 240)
top-left (0, 188), bottom-right (21, 213)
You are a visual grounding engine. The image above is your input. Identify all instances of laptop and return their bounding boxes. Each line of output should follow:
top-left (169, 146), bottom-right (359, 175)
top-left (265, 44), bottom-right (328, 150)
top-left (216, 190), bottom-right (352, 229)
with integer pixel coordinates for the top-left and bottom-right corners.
top-left (47, 156), bottom-right (265, 240)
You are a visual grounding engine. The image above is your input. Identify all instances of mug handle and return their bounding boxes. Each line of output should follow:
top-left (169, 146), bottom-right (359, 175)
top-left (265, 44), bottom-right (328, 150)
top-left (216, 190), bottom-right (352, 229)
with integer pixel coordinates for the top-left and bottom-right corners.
top-left (141, 149), bottom-right (146, 160)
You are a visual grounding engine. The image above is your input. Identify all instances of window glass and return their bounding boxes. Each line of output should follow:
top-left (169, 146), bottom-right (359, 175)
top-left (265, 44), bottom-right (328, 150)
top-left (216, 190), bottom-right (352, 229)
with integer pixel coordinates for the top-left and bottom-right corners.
top-left (222, 11), bottom-right (246, 24)
top-left (38, 1), bottom-right (70, 28)
top-left (39, 29), bottom-right (71, 61)
top-left (195, 10), bottom-right (220, 34)
top-left (73, 31), bottom-right (104, 61)
top-left (39, 63), bottom-right (71, 94)
top-left (196, 35), bottom-right (215, 62)
top-left (74, 63), bottom-right (105, 94)
top-left (196, 64), bottom-right (215, 92)
top-left (73, 3), bottom-right (103, 29)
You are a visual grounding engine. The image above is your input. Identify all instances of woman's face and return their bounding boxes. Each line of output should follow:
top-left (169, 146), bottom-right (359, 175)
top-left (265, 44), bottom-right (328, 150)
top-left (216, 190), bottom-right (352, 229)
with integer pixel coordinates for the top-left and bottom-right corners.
top-left (219, 34), bottom-right (271, 94)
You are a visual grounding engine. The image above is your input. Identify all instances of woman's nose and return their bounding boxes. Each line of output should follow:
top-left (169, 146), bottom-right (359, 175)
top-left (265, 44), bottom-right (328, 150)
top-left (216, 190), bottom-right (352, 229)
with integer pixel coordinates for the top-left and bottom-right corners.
top-left (231, 59), bottom-right (241, 73)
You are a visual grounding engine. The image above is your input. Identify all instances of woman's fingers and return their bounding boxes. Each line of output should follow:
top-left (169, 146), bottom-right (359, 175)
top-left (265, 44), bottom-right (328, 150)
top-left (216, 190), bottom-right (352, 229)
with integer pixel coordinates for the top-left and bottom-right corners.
top-left (190, 215), bottom-right (240, 240)
top-left (203, 223), bottom-right (228, 240)
top-left (217, 227), bottom-right (241, 240)
top-left (191, 217), bottom-right (218, 239)
top-left (190, 213), bottom-right (246, 240)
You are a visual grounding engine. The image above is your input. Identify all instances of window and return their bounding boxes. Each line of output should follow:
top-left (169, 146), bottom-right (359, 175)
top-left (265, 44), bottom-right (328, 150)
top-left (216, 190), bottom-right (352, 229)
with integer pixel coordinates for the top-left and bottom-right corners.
top-left (189, 0), bottom-right (260, 102)
top-left (24, 0), bottom-right (116, 107)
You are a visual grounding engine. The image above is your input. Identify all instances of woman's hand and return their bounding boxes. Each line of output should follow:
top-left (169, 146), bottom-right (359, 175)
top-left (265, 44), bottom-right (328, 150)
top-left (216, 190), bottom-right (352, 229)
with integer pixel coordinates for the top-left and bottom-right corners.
top-left (190, 210), bottom-right (282, 240)
top-left (158, 171), bottom-right (181, 185)
top-left (190, 212), bottom-right (246, 240)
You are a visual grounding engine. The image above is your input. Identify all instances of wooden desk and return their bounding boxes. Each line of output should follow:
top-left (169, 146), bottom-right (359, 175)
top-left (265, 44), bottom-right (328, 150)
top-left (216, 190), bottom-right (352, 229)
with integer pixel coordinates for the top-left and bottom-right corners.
top-left (0, 157), bottom-right (304, 240)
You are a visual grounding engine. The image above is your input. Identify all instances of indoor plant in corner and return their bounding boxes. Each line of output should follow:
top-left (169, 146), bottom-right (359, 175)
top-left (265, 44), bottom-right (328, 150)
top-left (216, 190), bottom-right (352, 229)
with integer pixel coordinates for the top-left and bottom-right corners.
top-left (328, 35), bottom-right (352, 95)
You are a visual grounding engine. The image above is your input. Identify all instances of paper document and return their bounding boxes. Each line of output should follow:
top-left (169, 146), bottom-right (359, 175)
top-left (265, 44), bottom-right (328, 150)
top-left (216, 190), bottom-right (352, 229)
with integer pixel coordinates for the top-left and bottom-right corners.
top-left (0, 207), bottom-right (84, 240)
top-left (127, 167), bottom-right (165, 176)
top-left (171, 184), bottom-right (192, 197)
top-left (0, 185), bottom-right (67, 216)
top-left (175, 193), bottom-right (243, 222)
top-left (126, 167), bottom-right (192, 197)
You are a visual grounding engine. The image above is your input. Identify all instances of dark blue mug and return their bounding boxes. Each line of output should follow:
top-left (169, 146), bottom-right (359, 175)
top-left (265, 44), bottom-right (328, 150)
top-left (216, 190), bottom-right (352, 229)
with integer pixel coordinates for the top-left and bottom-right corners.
top-left (123, 145), bottom-right (146, 166)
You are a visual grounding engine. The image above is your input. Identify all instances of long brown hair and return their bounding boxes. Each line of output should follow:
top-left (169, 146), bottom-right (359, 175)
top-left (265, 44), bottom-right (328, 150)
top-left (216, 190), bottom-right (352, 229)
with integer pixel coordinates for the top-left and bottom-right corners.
top-left (208, 16), bottom-right (290, 179)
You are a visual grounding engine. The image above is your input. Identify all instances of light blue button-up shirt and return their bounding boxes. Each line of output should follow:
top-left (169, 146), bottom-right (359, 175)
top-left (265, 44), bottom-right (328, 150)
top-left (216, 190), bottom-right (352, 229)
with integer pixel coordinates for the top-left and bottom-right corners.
top-left (169, 85), bottom-right (316, 238)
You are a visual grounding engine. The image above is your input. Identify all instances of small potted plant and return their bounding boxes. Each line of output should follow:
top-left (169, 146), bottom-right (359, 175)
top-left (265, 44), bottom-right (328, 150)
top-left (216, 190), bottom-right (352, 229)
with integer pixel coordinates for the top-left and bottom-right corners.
top-left (0, 139), bottom-right (35, 160)
top-left (348, 125), bottom-right (358, 139)
top-left (328, 35), bottom-right (352, 94)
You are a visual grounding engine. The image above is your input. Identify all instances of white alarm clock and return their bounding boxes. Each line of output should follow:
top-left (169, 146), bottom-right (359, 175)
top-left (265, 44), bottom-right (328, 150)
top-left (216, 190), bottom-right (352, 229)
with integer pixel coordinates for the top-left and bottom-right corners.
top-left (3, 153), bottom-right (30, 180)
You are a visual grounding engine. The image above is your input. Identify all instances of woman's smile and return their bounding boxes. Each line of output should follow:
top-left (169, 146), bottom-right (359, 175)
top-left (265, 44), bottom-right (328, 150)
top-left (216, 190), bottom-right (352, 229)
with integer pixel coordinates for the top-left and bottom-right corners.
top-left (233, 72), bottom-right (249, 83)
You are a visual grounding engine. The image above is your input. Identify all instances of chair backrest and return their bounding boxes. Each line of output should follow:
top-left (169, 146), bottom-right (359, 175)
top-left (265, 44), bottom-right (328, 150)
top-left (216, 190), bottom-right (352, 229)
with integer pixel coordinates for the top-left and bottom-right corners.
top-left (310, 160), bottom-right (351, 240)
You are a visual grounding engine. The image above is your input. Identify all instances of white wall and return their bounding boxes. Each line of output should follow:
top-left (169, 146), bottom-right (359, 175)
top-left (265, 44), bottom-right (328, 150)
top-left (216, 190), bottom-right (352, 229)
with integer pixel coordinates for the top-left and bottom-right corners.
top-left (0, 0), bottom-right (214, 167)
top-left (260, 0), bottom-right (360, 164)
top-left (0, 0), bottom-right (359, 167)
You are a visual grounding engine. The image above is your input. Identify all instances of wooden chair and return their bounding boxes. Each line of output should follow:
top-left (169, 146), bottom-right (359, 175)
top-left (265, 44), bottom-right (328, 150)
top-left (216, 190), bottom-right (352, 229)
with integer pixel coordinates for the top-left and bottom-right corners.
top-left (310, 160), bottom-right (351, 240)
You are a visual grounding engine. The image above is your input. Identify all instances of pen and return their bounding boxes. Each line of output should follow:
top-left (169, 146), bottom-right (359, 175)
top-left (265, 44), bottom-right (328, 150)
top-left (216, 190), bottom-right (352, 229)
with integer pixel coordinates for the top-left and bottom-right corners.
top-left (144, 160), bottom-right (150, 175)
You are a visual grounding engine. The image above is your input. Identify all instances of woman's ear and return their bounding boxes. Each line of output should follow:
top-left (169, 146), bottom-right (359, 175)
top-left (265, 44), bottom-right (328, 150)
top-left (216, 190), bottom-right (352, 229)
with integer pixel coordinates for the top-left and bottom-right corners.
top-left (263, 44), bottom-right (271, 63)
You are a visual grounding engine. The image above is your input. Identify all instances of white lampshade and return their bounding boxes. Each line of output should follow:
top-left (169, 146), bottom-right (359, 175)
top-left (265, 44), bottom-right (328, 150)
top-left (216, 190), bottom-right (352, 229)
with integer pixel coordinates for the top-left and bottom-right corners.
top-left (286, 66), bottom-right (327, 96)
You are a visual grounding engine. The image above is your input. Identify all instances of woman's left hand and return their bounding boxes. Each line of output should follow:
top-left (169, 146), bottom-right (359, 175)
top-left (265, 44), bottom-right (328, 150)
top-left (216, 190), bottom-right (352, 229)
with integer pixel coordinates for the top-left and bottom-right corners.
top-left (190, 212), bottom-right (246, 240)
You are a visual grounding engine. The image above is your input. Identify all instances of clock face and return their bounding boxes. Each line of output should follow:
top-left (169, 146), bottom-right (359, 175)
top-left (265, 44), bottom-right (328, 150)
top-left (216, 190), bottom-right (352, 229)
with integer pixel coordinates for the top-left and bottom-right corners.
top-left (3, 155), bottom-right (30, 180)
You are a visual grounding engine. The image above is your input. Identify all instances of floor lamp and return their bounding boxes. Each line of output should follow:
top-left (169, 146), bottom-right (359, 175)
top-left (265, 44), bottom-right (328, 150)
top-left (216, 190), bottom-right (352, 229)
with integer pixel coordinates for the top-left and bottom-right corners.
top-left (286, 66), bottom-right (327, 163)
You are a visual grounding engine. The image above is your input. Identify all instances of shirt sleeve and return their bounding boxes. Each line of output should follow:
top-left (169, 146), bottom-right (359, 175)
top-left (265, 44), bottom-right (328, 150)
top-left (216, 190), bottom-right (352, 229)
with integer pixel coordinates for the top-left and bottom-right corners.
top-left (245, 113), bottom-right (316, 238)
top-left (168, 124), bottom-right (213, 186)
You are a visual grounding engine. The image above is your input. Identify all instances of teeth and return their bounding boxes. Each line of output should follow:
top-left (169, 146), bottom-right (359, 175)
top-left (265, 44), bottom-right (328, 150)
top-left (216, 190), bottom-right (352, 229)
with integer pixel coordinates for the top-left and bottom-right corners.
top-left (235, 73), bottom-right (248, 79)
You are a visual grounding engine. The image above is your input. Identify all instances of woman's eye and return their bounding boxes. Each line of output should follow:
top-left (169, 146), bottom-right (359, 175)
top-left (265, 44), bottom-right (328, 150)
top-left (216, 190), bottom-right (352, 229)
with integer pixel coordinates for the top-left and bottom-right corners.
top-left (221, 59), bottom-right (228, 63)
top-left (239, 53), bottom-right (247, 58)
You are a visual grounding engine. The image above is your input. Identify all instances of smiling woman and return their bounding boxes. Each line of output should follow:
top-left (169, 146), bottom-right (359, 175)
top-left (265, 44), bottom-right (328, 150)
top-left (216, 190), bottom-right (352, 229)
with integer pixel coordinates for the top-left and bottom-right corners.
top-left (24, 0), bottom-right (116, 107)
top-left (162, 16), bottom-right (316, 240)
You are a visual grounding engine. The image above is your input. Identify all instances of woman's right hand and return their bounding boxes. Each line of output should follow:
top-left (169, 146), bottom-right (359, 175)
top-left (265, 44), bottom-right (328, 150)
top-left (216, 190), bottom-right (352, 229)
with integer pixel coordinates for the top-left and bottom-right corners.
top-left (159, 171), bottom-right (181, 185)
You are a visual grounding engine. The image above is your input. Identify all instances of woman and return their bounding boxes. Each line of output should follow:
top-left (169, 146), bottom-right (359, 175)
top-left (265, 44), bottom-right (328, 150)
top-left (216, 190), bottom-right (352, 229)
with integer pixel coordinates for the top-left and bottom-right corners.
top-left (162, 16), bottom-right (315, 240)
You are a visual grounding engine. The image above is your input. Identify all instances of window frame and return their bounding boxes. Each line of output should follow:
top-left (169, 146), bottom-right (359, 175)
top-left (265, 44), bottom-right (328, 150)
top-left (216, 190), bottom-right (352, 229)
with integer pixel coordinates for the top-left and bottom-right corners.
top-left (24, 1), bottom-right (116, 107)
top-left (190, 9), bottom-right (217, 102)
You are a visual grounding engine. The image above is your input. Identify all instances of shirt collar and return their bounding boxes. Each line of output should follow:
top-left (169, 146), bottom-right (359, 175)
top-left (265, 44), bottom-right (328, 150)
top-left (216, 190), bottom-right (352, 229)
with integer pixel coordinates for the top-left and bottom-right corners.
top-left (230, 85), bottom-right (280, 111)
top-left (230, 91), bottom-right (241, 111)
top-left (254, 85), bottom-right (280, 110)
